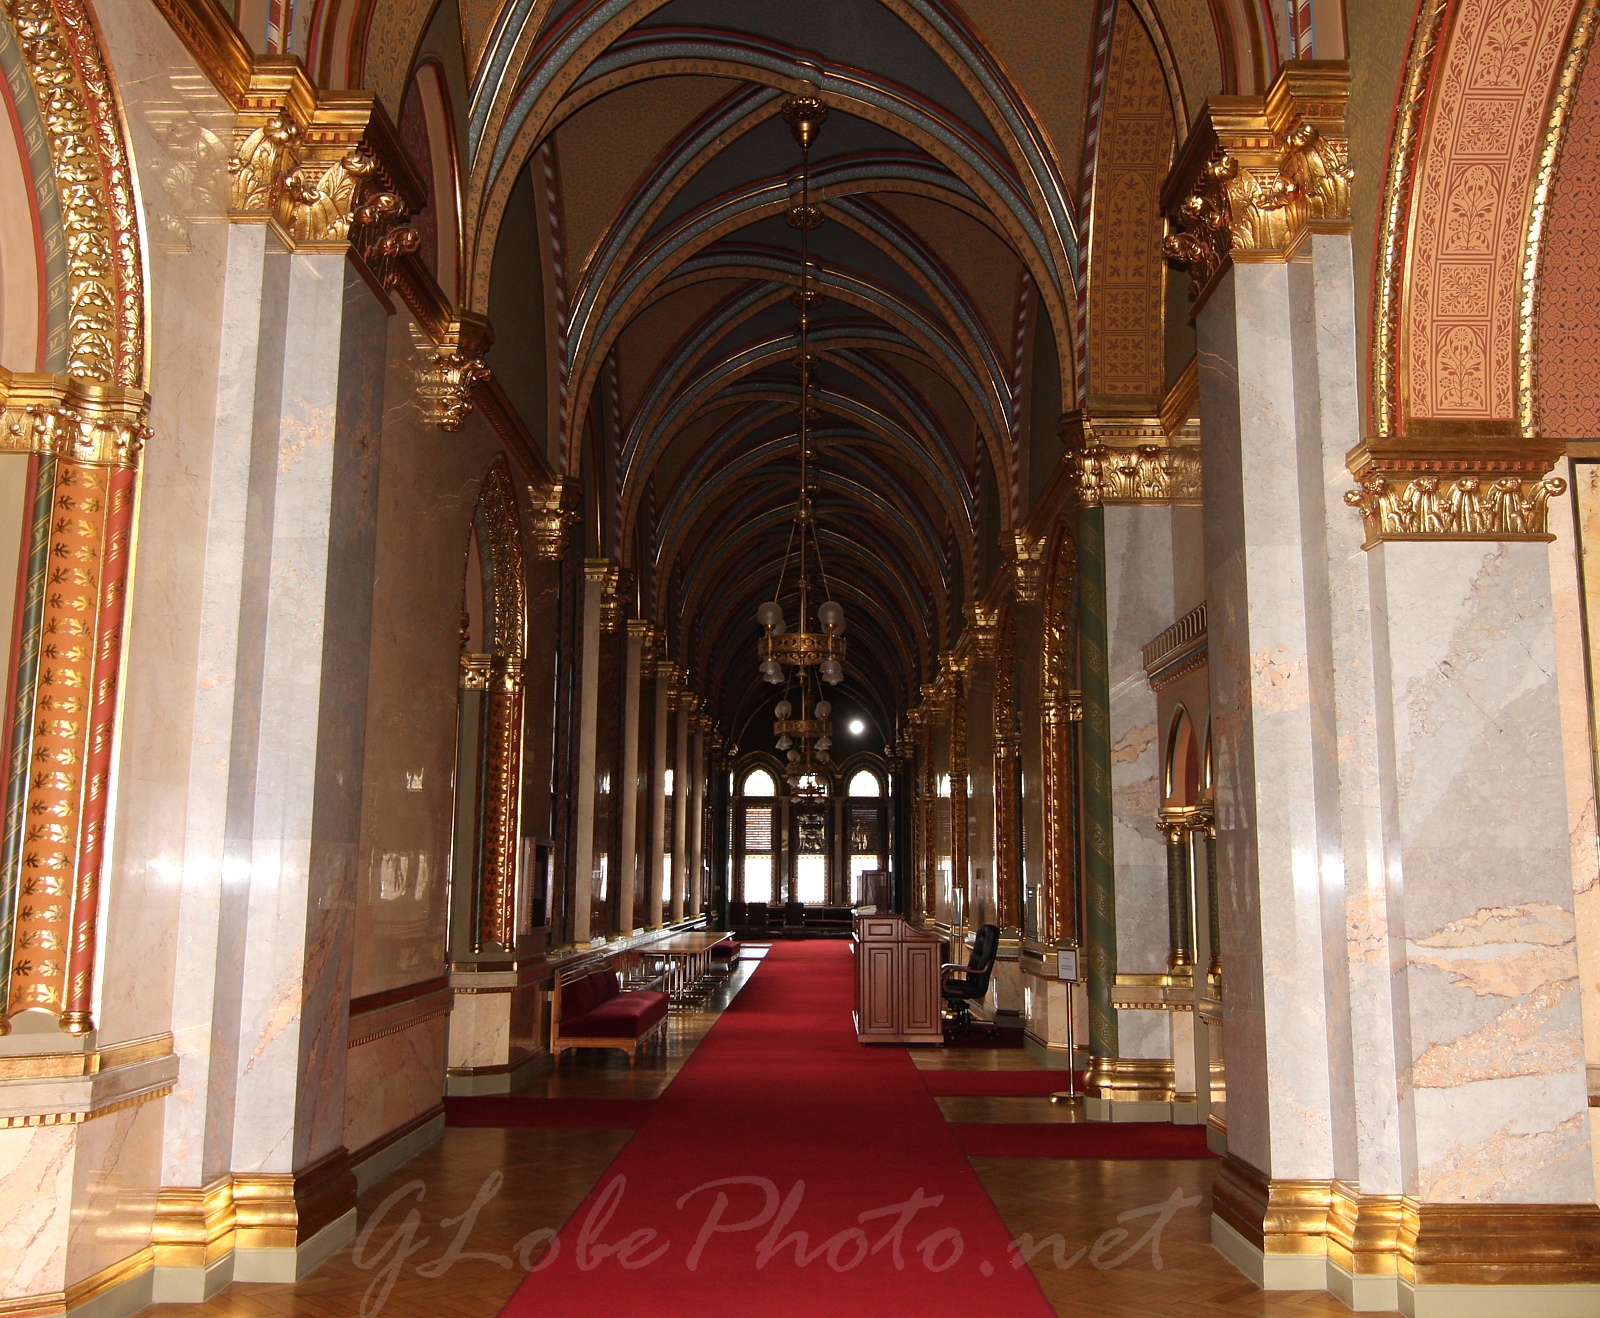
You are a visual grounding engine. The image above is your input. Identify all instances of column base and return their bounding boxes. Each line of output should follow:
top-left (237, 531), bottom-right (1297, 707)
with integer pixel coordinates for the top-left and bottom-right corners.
top-left (233, 1208), bottom-right (356, 1283)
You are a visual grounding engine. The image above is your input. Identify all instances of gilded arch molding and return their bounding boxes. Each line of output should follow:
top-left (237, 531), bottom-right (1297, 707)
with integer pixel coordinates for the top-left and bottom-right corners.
top-left (1358, 0), bottom-right (1597, 544)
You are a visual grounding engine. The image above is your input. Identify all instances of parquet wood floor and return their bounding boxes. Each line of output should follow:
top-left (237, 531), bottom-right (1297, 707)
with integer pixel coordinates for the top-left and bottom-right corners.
top-left (971, 1158), bottom-right (1398, 1317)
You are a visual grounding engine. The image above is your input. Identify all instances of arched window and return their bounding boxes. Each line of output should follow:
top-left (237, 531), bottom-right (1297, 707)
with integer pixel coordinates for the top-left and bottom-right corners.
top-left (847, 769), bottom-right (880, 797)
top-left (742, 767), bottom-right (776, 797)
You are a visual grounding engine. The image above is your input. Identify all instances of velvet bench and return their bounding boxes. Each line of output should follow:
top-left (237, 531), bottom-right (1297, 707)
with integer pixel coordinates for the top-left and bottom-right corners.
top-left (551, 966), bottom-right (669, 1066)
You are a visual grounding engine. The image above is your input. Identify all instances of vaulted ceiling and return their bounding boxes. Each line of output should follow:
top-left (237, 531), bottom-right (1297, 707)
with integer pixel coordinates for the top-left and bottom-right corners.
top-left (361, 0), bottom-right (1254, 744)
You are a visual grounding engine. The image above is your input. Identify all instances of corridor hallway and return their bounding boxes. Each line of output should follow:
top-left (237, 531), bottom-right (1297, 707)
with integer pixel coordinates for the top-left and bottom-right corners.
top-left (145, 946), bottom-right (1385, 1318)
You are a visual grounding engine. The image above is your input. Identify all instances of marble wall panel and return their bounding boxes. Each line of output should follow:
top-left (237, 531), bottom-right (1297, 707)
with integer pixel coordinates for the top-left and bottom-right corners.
top-left (1370, 540), bottom-right (1593, 1203)
top-left (447, 992), bottom-right (510, 1070)
top-left (350, 312), bottom-right (504, 999)
top-left (1103, 506), bottom-right (1174, 980)
top-left (0, 1123), bottom-right (74, 1299)
top-left (65, 1098), bottom-right (165, 1286)
top-left (344, 1014), bottom-right (448, 1156)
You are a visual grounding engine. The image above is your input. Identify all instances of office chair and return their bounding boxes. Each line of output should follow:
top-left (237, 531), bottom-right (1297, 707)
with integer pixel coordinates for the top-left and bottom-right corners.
top-left (942, 923), bottom-right (1000, 1039)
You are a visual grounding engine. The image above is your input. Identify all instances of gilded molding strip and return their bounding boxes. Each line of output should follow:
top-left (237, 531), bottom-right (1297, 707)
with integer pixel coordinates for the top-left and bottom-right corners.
top-left (1370, 2), bottom-right (1451, 439)
top-left (472, 459), bottom-right (527, 952)
top-left (346, 1006), bottom-right (451, 1050)
top-left (0, 1028), bottom-right (171, 1079)
top-left (3, 0), bottom-right (145, 388)
top-left (1519, 0), bottom-right (1600, 438)
top-left (1039, 527), bottom-right (1077, 947)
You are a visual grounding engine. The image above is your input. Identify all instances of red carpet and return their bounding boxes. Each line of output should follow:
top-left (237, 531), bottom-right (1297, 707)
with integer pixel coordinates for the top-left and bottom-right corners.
top-left (954, 1122), bottom-right (1214, 1159)
top-left (919, 1070), bottom-right (1082, 1096)
top-left (444, 1097), bottom-right (653, 1128)
top-left (499, 941), bottom-right (1054, 1316)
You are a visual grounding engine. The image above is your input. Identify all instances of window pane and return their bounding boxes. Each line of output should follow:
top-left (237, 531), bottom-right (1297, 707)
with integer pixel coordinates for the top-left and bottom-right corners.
top-left (742, 855), bottom-right (773, 904)
top-left (744, 804), bottom-right (773, 851)
top-left (796, 811), bottom-right (827, 854)
top-left (849, 807), bottom-right (879, 855)
top-left (848, 769), bottom-right (880, 796)
top-left (742, 768), bottom-right (776, 796)
top-left (795, 854), bottom-right (827, 904)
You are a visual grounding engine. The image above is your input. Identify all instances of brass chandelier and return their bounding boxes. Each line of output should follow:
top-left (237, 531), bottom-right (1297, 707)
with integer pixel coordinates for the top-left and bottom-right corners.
top-left (754, 92), bottom-right (847, 786)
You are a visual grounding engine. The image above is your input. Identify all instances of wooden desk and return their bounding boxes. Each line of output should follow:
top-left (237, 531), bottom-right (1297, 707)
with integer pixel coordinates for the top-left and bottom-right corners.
top-left (852, 914), bottom-right (942, 1043)
top-left (641, 932), bottom-right (732, 1005)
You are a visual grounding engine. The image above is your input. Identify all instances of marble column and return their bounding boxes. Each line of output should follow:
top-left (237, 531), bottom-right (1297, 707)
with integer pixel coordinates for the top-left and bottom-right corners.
top-left (158, 223), bottom-right (286, 1290)
top-left (1197, 258), bottom-right (1343, 1239)
top-left (225, 250), bottom-right (385, 1281)
top-left (688, 722), bottom-right (707, 918)
top-left (672, 695), bottom-right (692, 922)
top-left (569, 560), bottom-right (609, 946)
top-left (648, 662), bottom-right (673, 928)
top-left (618, 621), bottom-right (648, 934)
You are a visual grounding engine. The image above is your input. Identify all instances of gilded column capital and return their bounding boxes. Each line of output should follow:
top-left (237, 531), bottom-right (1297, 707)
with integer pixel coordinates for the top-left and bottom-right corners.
top-left (1060, 413), bottom-right (1202, 506)
top-left (0, 371), bottom-right (148, 467)
top-left (1343, 437), bottom-right (1566, 548)
top-left (599, 565), bottom-right (630, 633)
top-left (965, 604), bottom-right (998, 661)
top-left (1162, 62), bottom-right (1352, 304)
top-left (226, 65), bottom-right (429, 266)
top-left (1010, 532), bottom-right (1043, 602)
top-left (625, 617), bottom-right (653, 646)
top-left (528, 477), bottom-right (579, 560)
top-left (416, 315), bottom-right (493, 433)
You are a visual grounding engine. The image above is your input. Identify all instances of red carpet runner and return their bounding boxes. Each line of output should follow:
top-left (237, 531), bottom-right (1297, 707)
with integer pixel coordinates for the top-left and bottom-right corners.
top-left (499, 941), bottom-right (1054, 1316)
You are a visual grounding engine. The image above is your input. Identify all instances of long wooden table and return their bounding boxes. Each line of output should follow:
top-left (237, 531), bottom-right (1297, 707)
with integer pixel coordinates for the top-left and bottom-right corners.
top-left (640, 931), bottom-right (734, 1006)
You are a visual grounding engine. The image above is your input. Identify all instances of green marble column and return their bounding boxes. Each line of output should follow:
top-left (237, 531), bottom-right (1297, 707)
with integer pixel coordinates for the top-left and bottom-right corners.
top-left (1075, 504), bottom-right (1117, 1059)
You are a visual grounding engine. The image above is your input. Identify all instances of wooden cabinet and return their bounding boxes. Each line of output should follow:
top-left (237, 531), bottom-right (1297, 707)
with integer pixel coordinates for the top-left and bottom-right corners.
top-left (852, 914), bottom-right (943, 1043)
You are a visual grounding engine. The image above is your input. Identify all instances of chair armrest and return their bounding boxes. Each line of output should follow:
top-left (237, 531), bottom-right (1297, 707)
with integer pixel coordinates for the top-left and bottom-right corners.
top-left (941, 964), bottom-right (970, 981)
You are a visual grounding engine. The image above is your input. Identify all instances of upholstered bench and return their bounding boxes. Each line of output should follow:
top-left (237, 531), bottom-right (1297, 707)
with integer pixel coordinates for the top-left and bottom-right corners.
top-left (551, 966), bottom-right (669, 1066)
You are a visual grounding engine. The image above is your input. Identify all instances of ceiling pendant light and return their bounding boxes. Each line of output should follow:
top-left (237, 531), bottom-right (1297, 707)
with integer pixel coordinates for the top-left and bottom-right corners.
top-left (755, 93), bottom-right (846, 791)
